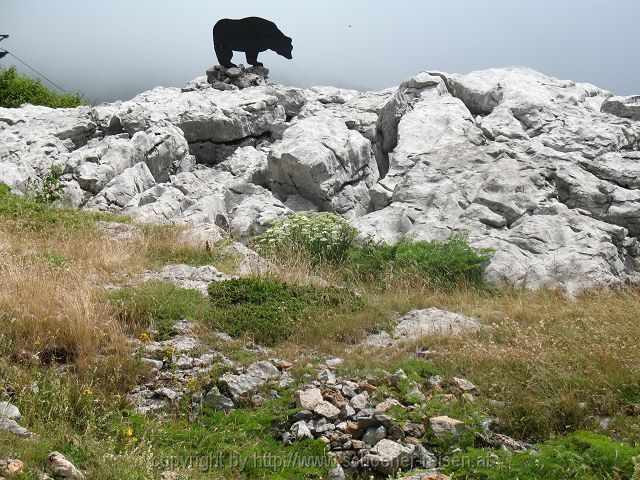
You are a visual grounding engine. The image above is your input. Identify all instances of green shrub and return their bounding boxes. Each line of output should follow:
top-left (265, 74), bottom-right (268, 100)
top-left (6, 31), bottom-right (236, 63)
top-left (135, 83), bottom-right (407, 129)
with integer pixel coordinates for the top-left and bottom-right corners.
top-left (208, 277), bottom-right (363, 345)
top-left (0, 65), bottom-right (87, 108)
top-left (34, 165), bottom-right (65, 204)
top-left (255, 212), bottom-right (358, 265)
top-left (343, 241), bottom-right (397, 279)
top-left (346, 233), bottom-right (493, 287)
top-left (447, 431), bottom-right (640, 479)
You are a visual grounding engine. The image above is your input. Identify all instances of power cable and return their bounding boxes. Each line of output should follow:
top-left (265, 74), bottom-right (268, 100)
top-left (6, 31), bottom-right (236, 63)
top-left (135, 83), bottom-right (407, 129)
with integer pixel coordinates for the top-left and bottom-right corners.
top-left (0, 48), bottom-right (71, 94)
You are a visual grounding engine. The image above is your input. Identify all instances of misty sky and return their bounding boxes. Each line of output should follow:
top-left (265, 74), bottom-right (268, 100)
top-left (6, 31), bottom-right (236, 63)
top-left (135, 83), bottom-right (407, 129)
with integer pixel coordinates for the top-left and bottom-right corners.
top-left (2, 0), bottom-right (639, 104)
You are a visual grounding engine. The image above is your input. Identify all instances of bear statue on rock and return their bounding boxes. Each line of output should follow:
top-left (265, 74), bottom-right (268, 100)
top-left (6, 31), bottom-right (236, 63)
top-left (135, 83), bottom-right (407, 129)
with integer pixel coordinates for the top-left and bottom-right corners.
top-left (213, 17), bottom-right (293, 68)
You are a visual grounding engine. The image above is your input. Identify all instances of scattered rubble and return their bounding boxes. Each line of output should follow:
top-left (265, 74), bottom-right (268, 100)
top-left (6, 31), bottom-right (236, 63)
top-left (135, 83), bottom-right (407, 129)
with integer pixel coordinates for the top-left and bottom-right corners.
top-left (206, 65), bottom-right (270, 90)
top-left (128, 321), bottom-right (232, 414)
top-left (280, 366), bottom-right (528, 477)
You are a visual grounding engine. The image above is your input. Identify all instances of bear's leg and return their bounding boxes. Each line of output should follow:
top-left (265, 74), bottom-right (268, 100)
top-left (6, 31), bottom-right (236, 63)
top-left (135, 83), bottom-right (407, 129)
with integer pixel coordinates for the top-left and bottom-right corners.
top-left (245, 49), bottom-right (263, 67)
top-left (215, 46), bottom-right (236, 68)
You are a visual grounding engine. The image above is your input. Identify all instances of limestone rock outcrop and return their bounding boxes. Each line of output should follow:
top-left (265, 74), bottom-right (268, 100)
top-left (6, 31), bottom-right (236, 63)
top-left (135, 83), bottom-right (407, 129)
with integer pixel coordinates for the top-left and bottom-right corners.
top-left (2, 65), bottom-right (639, 292)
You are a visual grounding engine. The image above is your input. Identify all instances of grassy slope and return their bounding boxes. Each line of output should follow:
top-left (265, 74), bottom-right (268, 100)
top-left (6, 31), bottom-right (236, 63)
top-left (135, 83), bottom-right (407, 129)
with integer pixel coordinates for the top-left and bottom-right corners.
top-left (1, 187), bottom-right (640, 479)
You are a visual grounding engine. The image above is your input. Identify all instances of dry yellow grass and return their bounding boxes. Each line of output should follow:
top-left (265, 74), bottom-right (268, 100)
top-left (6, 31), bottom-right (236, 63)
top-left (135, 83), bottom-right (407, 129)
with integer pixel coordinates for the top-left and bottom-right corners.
top-left (336, 282), bottom-right (640, 441)
top-left (0, 226), bottom-right (137, 372)
top-left (259, 252), bottom-right (640, 441)
top-left (2, 194), bottom-right (639, 444)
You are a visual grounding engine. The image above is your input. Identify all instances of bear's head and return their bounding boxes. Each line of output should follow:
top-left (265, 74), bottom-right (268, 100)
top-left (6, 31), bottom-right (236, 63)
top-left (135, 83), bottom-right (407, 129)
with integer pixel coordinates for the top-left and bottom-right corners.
top-left (272, 36), bottom-right (293, 60)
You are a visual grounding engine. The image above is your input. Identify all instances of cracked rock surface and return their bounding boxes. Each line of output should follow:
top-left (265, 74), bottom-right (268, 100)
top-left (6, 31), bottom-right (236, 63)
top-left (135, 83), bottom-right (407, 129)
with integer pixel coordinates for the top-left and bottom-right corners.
top-left (2, 66), bottom-right (640, 292)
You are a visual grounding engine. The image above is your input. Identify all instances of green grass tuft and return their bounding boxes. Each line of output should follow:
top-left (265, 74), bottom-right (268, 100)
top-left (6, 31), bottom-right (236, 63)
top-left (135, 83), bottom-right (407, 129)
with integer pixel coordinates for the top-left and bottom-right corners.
top-left (447, 431), bottom-right (640, 479)
top-left (0, 183), bottom-right (127, 232)
top-left (346, 233), bottom-right (493, 287)
top-left (108, 281), bottom-right (215, 336)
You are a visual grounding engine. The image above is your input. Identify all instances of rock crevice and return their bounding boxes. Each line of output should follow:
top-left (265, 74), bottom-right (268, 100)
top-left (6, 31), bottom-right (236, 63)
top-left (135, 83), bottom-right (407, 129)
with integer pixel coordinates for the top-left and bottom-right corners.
top-left (2, 65), bottom-right (640, 291)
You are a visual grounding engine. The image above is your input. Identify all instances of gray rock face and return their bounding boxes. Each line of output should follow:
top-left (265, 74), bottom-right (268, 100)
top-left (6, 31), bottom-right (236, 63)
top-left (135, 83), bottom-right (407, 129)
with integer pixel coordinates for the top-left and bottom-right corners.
top-left (0, 402), bottom-right (21, 422)
top-left (86, 162), bottom-right (156, 209)
top-left (140, 263), bottom-right (235, 295)
top-left (1, 65), bottom-right (639, 291)
top-left (601, 95), bottom-right (640, 120)
top-left (115, 86), bottom-right (285, 160)
top-left (268, 115), bottom-right (379, 216)
top-left (363, 308), bottom-right (482, 347)
top-left (355, 67), bottom-right (640, 293)
top-left (220, 361), bottom-right (281, 399)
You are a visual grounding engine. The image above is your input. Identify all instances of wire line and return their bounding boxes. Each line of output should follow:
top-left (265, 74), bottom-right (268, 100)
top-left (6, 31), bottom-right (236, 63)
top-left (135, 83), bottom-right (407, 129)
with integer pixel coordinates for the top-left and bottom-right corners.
top-left (0, 48), bottom-right (70, 93)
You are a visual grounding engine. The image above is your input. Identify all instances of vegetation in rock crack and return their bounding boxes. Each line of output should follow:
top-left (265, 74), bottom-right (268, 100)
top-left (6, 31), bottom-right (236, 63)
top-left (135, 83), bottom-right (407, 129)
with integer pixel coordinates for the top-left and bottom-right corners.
top-left (255, 211), bottom-right (358, 265)
top-left (142, 227), bottom-right (239, 270)
top-left (256, 212), bottom-right (493, 288)
top-left (208, 277), bottom-right (364, 345)
top-left (0, 65), bottom-right (87, 108)
top-left (33, 165), bottom-right (65, 204)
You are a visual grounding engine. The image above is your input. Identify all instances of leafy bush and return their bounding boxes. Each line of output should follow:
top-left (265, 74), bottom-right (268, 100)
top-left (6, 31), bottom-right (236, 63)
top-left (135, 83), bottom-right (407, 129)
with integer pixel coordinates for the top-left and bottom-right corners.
top-left (34, 165), bottom-right (64, 204)
top-left (346, 233), bottom-right (493, 287)
top-left (255, 212), bottom-right (358, 265)
top-left (208, 277), bottom-right (363, 345)
top-left (0, 65), bottom-right (87, 108)
top-left (447, 431), bottom-right (640, 479)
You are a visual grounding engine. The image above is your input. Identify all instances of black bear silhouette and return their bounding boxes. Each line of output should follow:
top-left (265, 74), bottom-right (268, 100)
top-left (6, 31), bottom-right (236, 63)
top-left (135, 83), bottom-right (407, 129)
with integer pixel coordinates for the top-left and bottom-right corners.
top-left (213, 17), bottom-right (293, 68)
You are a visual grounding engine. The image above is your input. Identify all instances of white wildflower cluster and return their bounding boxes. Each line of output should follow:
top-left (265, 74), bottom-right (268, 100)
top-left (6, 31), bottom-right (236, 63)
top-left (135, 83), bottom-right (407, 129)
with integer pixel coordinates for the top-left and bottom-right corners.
top-left (255, 212), bottom-right (357, 264)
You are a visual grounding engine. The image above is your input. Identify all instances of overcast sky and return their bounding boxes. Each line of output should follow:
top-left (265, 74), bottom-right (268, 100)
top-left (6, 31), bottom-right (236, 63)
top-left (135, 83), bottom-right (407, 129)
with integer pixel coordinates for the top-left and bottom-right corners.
top-left (2, 0), bottom-right (639, 104)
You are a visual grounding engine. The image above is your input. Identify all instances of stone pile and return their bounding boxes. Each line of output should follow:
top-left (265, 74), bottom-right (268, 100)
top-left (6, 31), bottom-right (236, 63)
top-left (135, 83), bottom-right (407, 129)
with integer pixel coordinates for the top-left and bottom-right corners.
top-left (128, 320), bottom-right (293, 415)
top-left (281, 366), bottom-right (529, 477)
top-left (128, 320), bottom-right (231, 414)
top-left (282, 368), bottom-right (474, 477)
top-left (205, 65), bottom-right (270, 90)
top-left (201, 359), bottom-right (293, 412)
